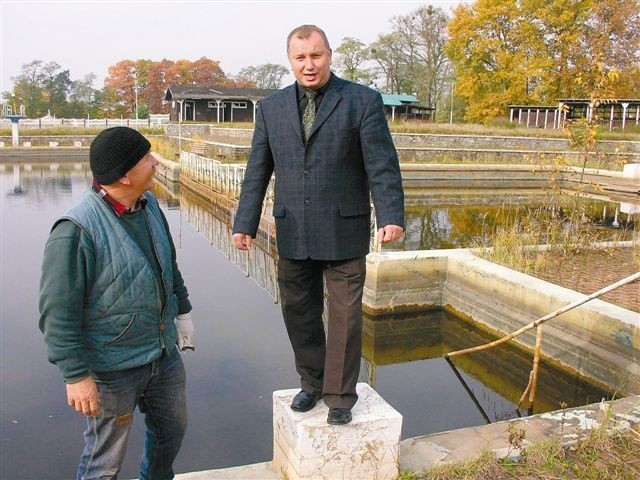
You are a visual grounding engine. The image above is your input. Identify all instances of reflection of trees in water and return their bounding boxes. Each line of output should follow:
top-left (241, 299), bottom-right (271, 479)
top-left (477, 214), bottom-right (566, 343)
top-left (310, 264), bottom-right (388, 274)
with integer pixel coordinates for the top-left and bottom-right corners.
top-left (2, 163), bottom-right (91, 203)
top-left (177, 187), bottom-right (280, 302)
top-left (401, 198), bottom-right (636, 250)
top-left (360, 309), bottom-right (612, 420)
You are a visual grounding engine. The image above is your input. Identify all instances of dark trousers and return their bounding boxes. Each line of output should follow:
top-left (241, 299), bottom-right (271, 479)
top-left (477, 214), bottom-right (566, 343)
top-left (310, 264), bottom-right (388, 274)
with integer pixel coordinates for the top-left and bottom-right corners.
top-left (277, 256), bottom-right (366, 409)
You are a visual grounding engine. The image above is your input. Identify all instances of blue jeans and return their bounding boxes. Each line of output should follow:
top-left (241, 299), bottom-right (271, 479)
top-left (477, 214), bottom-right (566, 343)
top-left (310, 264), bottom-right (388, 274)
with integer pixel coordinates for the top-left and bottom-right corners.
top-left (76, 346), bottom-right (187, 480)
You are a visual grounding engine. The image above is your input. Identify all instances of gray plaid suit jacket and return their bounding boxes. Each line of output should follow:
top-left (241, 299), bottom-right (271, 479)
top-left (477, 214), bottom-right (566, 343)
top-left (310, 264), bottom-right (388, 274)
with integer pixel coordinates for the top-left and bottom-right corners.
top-left (232, 74), bottom-right (404, 260)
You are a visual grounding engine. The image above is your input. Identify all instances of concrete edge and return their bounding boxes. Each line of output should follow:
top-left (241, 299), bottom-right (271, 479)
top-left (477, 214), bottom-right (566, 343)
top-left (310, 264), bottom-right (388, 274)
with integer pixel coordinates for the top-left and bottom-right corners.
top-left (174, 461), bottom-right (279, 480)
top-left (169, 395), bottom-right (639, 479)
top-left (399, 394), bottom-right (640, 473)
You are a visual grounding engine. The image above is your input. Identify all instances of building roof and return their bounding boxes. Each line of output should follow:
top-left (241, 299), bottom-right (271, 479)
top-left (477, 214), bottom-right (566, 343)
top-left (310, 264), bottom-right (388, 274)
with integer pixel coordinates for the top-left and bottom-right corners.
top-left (166, 87), bottom-right (437, 111)
top-left (165, 86), bottom-right (278, 102)
top-left (380, 93), bottom-right (420, 106)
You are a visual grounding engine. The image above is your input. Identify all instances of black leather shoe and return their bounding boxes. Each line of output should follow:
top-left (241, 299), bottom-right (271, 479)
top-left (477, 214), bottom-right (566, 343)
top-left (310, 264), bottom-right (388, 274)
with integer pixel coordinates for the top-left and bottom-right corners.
top-left (327, 407), bottom-right (352, 425)
top-left (290, 390), bottom-right (322, 412)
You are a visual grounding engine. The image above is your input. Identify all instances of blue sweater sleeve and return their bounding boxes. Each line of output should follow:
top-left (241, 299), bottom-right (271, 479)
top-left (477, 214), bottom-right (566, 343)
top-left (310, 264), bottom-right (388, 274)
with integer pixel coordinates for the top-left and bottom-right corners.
top-left (38, 220), bottom-right (94, 382)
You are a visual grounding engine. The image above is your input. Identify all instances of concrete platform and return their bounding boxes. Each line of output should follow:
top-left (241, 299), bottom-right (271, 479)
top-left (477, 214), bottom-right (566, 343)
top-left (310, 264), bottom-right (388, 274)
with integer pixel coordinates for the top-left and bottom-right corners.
top-left (272, 383), bottom-right (402, 480)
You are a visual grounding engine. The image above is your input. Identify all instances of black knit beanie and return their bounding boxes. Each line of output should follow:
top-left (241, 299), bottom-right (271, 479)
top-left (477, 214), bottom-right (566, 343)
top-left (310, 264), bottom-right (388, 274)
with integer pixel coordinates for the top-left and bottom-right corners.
top-left (89, 127), bottom-right (151, 185)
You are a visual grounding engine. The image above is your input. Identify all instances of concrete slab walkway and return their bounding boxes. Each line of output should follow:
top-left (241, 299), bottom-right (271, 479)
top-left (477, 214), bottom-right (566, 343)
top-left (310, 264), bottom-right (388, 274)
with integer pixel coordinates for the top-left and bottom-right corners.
top-left (171, 395), bottom-right (639, 480)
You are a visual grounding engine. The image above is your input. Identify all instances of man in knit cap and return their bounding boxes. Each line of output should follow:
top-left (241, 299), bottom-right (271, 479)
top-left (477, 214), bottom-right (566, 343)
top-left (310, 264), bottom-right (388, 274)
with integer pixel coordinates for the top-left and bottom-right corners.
top-left (39, 126), bottom-right (194, 480)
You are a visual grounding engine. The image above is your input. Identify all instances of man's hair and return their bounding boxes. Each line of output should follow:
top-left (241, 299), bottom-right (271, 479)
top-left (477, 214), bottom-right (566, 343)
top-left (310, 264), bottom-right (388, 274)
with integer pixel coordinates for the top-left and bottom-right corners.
top-left (287, 24), bottom-right (331, 52)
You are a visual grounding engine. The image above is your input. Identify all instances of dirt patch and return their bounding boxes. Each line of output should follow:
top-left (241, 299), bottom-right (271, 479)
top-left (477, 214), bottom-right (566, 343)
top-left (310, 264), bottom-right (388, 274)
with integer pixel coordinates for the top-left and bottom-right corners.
top-left (523, 247), bottom-right (639, 313)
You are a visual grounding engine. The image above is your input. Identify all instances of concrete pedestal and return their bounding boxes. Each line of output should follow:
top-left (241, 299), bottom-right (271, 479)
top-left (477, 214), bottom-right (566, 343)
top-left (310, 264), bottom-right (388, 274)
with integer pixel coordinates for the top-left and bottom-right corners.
top-left (622, 163), bottom-right (640, 179)
top-left (272, 383), bottom-right (402, 480)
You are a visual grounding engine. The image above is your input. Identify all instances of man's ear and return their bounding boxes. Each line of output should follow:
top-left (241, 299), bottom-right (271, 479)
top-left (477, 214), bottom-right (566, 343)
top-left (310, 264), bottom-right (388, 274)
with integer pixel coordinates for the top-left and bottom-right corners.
top-left (118, 175), bottom-right (132, 186)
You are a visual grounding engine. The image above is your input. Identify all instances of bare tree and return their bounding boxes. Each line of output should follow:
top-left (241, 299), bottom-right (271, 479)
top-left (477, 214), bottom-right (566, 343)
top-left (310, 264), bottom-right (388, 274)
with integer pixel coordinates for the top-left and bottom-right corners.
top-left (389, 5), bottom-right (452, 107)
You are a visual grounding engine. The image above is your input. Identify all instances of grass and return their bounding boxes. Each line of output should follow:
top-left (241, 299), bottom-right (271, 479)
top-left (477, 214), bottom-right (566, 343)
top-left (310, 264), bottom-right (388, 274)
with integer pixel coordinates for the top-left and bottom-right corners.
top-left (205, 120), bottom-right (640, 140)
top-left (389, 119), bottom-right (640, 141)
top-left (149, 136), bottom-right (179, 160)
top-left (398, 423), bottom-right (640, 480)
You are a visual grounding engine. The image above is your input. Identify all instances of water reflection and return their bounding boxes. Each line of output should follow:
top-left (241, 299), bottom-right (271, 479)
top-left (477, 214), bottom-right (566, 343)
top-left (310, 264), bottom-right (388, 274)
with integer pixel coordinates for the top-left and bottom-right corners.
top-left (361, 310), bottom-right (610, 419)
top-left (0, 161), bottom-right (619, 479)
top-left (157, 181), bottom-right (280, 302)
top-left (396, 199), bottom-right (638, 251)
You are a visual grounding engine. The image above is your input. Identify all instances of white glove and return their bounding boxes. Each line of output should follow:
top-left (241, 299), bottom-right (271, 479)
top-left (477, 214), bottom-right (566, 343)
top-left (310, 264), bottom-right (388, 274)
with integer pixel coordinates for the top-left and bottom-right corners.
top-left (175, 313), bottom-right (195, 351)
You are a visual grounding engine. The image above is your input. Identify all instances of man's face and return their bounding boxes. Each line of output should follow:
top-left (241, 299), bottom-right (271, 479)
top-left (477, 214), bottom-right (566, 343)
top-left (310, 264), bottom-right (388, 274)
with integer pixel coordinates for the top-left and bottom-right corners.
top-left (124, 151), bottom-right (159, 193)
top-left (287, 31), bottom-right (332, 90)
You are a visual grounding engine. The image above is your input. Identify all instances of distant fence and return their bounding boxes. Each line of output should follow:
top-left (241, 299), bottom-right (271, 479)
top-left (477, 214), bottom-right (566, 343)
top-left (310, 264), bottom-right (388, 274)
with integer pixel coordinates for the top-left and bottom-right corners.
top-left (0, 114), bottom-right (170, 129)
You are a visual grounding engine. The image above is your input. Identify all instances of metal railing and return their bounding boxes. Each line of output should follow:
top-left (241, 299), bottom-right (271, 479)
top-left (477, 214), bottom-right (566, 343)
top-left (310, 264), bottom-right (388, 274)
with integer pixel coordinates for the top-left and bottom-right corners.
top-left (0, 115), bottom-right (170, 129)
top-left (179, 151), bottom-right (378, 251)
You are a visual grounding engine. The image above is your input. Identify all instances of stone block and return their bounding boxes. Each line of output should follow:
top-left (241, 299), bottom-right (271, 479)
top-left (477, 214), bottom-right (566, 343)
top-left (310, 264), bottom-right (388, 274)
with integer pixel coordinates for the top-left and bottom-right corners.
top-left (273, 383), bottom-right (402, 480)
top-left (622, 163), bottom-right (640, 179)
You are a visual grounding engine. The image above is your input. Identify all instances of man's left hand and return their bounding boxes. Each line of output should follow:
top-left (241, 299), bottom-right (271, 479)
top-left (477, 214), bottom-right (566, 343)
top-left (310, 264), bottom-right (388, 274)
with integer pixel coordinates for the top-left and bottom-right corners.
top-left (175, 313), bottom-right (195, 351)
top-left (378, 225), bottom-right (404, 244)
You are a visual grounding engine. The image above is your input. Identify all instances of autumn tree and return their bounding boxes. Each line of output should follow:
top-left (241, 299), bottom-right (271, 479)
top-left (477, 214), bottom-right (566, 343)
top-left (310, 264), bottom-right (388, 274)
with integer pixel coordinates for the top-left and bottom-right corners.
top-left (532, 0), bottom-right (640, 98)
top-left (237, 63), bottom-right (290, 89)
top-left (446, 0), bottom-right (530, 122)
top-left (189, 57), bottom-right (230, 87)
top-left (446, 0), bottom-right (640, 123)
top-left (102, 57), bottom-right (230, 116)
top-left (103, 60), bottom-right (137, 117)
top-left (146, 59), bottom-right (178, 113)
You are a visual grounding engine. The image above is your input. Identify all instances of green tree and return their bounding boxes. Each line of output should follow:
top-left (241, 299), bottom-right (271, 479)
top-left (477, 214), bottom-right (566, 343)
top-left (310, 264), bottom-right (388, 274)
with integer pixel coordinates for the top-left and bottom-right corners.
top-left (237, 63), bottom-right (290, 89)
top-left (9, 60), bottom-right (60, 117)
top-left (67, 74), bottom-right (98, 118)
top-left (369, 33), bottom-right (407, 93)
top-left (334, 37), bottom-right (375, 86)
top-left (40, 62), bottom-right (71, 116)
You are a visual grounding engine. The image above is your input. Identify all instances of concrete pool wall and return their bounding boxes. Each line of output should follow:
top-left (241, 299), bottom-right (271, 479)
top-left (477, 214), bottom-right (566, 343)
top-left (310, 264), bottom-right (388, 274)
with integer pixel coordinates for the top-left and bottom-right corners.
top-left (363, 248), bottom-right (639, 395)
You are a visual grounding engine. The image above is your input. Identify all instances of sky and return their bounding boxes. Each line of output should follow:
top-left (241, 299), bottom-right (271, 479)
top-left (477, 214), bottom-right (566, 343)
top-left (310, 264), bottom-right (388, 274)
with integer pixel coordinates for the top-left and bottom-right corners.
top-left (0, 0), bottom-right (466, 94)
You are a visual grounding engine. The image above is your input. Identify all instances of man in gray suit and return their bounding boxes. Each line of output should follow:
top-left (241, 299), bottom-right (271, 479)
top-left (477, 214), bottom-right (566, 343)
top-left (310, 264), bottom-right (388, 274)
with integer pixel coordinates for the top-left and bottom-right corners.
top-left (232, 24), bottom-right (404, 425)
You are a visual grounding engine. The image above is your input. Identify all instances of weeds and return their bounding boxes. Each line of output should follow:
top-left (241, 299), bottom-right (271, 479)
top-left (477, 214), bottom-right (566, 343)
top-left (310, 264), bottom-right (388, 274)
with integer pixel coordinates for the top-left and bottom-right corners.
top-left (148, 136), bottom-right (179, 160)
top-left (476, 64), bottom-right (638, 273)
top-left (398, 423), bottom-right (640, 480)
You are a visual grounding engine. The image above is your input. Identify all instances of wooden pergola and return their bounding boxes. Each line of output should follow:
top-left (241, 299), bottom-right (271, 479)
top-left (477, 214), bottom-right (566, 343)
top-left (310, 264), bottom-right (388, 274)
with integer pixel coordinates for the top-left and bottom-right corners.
top-left (509, 99), bottom-right (640, 130)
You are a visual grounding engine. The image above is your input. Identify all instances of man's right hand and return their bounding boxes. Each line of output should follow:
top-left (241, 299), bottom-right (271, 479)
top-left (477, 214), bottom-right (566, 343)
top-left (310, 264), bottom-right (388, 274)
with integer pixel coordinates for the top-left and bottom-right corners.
top-left (232, 233), bottom-right (253, 251)
top-left (66, 376), bottom-right (100, 417)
